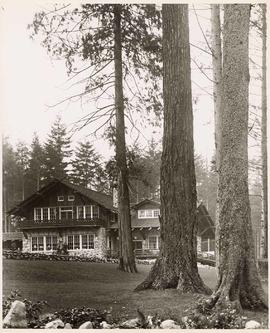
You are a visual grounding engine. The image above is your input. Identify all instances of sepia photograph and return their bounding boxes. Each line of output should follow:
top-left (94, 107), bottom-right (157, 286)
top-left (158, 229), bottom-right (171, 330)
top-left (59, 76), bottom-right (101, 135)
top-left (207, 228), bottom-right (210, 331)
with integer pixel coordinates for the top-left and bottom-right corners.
top-left (1, 1), bottom-right (268, 329)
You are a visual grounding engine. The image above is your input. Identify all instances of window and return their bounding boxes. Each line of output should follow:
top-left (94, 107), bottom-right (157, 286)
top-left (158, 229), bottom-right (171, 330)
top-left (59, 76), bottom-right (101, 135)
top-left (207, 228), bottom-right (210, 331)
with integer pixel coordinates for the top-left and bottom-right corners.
top-left (59, 206), bottom-right (73, 220)
top-left (153, 210), bottom-right (160, 217)
top-left (74, 235), bottom-right (80, 249)
top-left (146, 210), bottom-right (153, 218)
top-left (34, 208), bottom-right (42, 221)
top-left (138, 210), bottom-right (145, 218)
top-left (46, 236), bottom-right (58, 251)
top-left (85, 206), bottom-right (92, 219)
top-left (77, 206), bottom-right (99, 219)
top-left (138, 209), bottom-right (160, 219)
top-left (34, 207), bottom-right (57, 221)
top-left (77, 206), bottom-right (84, 219)
top-left (92, 206), bottom-right (99, 219)
top-left (149, 236), bottom-right (158, 250)
top-left (57, 196), bottom-right (64, 202)
top-left (68, 235), bottom-right (74, 250)
top-left (43, 208), bottom-right (49, 220)
top-left (31, 236), bottom-right (44, 252)
top-left (82, 234), bottom-right (95, 249)
top-left (50, 207), bottom-right (57, 220)
top-left (68, 195), bottom-right (75, 201)
top-left (67, 235), bottom-right (80, 250)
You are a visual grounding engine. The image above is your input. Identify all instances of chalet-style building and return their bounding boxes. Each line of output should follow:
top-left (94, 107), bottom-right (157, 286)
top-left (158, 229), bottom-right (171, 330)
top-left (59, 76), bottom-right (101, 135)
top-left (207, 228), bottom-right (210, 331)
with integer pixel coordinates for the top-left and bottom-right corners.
top-left (8, 179), bottom-right (117, 258)
top-left (108, 199), bottom-right (215, 257)
top-left (8, 179), bottom-right (215, 258)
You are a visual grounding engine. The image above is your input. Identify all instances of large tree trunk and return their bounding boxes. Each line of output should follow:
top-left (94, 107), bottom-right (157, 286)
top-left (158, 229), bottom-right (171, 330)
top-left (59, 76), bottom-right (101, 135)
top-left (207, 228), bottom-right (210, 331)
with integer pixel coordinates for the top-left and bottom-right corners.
top-left (135, 4), bottom-right (210, 294)
top-left (210, 4), bottom-right (223, 273)
top-left (113, 4), bottom-right (137, 273)
top-left (260, 3), bottom-right (267, 259)
top-left (209, 4), bottom-right (267, 310)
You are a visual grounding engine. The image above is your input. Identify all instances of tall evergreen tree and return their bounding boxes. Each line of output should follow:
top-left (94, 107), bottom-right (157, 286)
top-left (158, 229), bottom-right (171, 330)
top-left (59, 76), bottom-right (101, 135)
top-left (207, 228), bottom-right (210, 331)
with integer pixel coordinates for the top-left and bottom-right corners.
top-left (43, 117), bottom-right (72, 183)
top-left (70, 140), bottom-right (107, 190)
top-left (208, 4), bottom-right (267, 310)
top-left (136, 4), bottom-right (210, 293)
top-left (26, 133), bottom-right (44, 194)
top-left (15, 141), bottom-right (30, 201)
top-left (2, 137), bottom-right (18, 232)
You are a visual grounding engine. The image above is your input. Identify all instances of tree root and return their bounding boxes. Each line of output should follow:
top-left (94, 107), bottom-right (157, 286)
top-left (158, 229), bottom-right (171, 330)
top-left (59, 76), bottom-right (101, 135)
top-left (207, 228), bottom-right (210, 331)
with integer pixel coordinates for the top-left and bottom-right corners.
top-left (135, 258), bottom-right (212, 294)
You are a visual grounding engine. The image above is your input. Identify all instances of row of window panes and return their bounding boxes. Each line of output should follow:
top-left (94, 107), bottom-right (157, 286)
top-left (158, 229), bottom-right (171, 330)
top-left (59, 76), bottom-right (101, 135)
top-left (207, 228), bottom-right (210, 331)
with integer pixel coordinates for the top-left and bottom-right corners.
top-left (32, 236), bottom-right (57, 251)
top-left (68, 234), bottom-right (95, 250)
top-left (57, 195), bottom-right (75, 202)
top-left (31, 234), bottom-right (95, 251)
top-left (138, 209), bottom-right (160, 219)
top-left (34, 206), bottom-right (99, 221)
top-left (133, 236), bottom-right (160, 250)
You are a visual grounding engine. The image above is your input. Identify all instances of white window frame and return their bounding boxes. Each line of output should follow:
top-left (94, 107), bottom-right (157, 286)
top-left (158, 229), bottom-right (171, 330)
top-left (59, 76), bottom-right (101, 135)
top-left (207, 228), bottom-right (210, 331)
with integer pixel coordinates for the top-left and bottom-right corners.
top-left (57, 196), bottom-right (64, 202)
top-left (68, 195), bottom-right (75, 202)
top-left (153, 209), bottom-right (160, 217)
top-left (81, 234), bottom-right (95, 249)
top-left (67, 234), bottom-right (80, 250)
top-left (138, 209), bottom-right (160, 219)
top-left (31, 236), bottom-right (45, 252)
top-left (59, 206), bottom-right (73, 220)
top-left (148, 236), bottom-right (158, 250)
top-left (76, 205), bottom-right (99, 219)
top-left (34, 208), bottom-right (42, 221)
top-left (34, 207), bottom-right (58, 221)
top-left (45, 235), bottom-right (58, 251)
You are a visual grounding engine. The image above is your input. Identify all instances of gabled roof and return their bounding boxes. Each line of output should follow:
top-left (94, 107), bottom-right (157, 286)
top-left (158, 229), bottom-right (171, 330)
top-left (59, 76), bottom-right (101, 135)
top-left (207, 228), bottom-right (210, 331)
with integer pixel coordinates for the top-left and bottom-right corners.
top-left (131, 199), bottom-right (160, 210)
top-left (8, 178), bottom-right (115, 215)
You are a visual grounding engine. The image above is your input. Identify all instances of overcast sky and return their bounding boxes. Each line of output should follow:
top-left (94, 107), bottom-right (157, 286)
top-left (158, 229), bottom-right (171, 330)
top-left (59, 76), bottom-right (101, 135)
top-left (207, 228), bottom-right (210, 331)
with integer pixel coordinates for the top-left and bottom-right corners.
top-left (1, 1), bottom-right (262, 165)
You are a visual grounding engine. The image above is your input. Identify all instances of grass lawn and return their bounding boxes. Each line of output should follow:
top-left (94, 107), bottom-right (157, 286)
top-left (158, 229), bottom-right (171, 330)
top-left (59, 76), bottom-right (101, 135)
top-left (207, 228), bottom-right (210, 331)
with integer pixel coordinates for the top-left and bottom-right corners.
top-left (3, 259), bottom-right (268, 326)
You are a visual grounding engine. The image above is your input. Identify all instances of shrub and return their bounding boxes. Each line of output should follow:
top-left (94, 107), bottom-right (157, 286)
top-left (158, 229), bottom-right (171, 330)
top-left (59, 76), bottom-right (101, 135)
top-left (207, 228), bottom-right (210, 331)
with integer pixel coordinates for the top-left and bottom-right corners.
top-left (183, 296), bottom-right (246, 329)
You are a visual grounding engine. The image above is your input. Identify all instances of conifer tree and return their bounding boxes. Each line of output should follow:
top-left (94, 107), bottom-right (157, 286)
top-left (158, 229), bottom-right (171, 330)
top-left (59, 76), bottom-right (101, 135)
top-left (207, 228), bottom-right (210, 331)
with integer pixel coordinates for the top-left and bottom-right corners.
top-left (43, 117), bottom-right (72, 183)
top-left (15, 141), bottom-right (30, 201)
top-left (70, 140), bottom-right (107, 190)
top-left (26, 133), bottom-right (44, 194)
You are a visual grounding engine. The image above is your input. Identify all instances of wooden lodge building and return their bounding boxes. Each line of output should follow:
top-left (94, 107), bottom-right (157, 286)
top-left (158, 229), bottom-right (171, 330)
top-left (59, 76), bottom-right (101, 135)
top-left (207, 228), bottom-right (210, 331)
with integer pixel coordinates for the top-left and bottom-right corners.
top-left (7, 179), bottom-right (215, 257)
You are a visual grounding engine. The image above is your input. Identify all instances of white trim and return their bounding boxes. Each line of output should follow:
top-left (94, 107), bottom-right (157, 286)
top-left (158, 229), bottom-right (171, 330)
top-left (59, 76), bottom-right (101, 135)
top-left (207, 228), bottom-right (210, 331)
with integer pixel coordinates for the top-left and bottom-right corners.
top-left (57, 196), bottom-right (64, 202)
top-left (68, 195), bottom-right (75, 201)
top-left (138, 209), bottom-right (160, 219)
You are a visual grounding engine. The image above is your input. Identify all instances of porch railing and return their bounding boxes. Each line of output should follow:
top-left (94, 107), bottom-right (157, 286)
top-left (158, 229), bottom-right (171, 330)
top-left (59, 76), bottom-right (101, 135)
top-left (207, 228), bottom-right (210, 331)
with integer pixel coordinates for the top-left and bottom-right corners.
top-left (18, 218), bottom-right (105, 229)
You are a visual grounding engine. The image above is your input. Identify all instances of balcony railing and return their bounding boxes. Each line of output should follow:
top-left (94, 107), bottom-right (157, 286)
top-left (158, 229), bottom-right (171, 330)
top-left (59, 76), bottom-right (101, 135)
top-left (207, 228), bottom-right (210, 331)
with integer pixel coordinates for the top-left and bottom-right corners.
top-left (18, 218), bottom-right (106, 229)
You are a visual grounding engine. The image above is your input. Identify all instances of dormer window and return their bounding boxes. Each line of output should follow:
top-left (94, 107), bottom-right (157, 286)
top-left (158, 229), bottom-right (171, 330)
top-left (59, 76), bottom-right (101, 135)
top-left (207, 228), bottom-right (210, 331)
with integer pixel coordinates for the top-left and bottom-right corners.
top-left (68, 195), bottom-right (75, 202)
top-left (57, 196), bottom-right (64, 202)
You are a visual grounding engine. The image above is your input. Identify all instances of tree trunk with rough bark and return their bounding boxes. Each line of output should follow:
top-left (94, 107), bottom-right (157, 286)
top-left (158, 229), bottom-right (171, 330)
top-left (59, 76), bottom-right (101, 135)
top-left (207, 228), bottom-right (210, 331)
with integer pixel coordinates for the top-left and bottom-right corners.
top-left (211, 4), bottom-right (223, 273)
top-left (113, 4), bottom-right (137, 273)
top-left (260, 3), bottom-right (267, 259)
top-left (135, 4), bottom-right (211, 294)
top-left (209, 4), bottom-right (267, 311)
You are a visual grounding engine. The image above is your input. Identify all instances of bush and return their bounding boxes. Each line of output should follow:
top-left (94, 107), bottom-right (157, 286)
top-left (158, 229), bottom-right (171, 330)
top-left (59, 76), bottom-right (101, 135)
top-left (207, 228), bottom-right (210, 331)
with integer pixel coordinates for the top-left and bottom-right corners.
top-left (182, 296), bottom-right (246, 329)
top-left (54, 307), bottom-right (109, 328)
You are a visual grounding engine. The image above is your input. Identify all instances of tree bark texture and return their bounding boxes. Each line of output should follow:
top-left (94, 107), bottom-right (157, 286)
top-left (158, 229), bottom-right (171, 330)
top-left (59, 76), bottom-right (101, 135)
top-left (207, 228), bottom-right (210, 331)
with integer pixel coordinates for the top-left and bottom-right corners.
top-left (211, 4), bottom-right (223, 172)
top-left (113, 4), bottom-right (137, 273)
top-left (260, 4), bottom-right (267, 259)
top-left (135, 4), bottom-right (210, 294)
top-left (210, 4), bottom-right (223, 275)
top-left (210, 4), bottom-right (267, 310)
